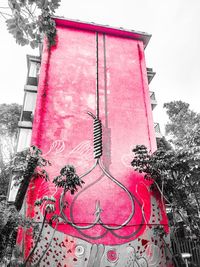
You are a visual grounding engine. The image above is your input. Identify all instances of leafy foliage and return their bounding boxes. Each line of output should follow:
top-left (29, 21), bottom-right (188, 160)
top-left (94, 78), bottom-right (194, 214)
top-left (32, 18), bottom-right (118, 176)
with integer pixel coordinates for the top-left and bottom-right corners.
top-left (35, 195), bottom-right (56, 214)
top-left (0, 166), bottom-right (11, 198)
top-left (0, 103), bottom-right (21, 263)
top-left (0, 145), bottom-right (51, 264)
top-left (131, 144), bottom-right (200, 219)
top-left (164, 101), bottom-right (200, 148)
top-left (132, 101), bottom-right (200, 241)
top-left (0, 103), bottom-right (21, 137)
top-left (9, 145), bottom-right (51, 211)
top-left (0, 103), bottom-right (21, 165)
top-left (0, 142), bottom-right (84, 265)
top-left (0, 103), bottom-right (21, 201)
top-left (53, 164), bottom-right (85, 194)
top-left (1, 0), bottom-right (61, 47)
top-left (0, 201), bottom-right (18, 262)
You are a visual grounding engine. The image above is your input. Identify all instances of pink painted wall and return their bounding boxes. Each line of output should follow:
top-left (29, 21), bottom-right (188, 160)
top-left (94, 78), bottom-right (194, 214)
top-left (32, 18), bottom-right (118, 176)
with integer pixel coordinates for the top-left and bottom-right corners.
top-left (21, 19), bottom-right (173, 266)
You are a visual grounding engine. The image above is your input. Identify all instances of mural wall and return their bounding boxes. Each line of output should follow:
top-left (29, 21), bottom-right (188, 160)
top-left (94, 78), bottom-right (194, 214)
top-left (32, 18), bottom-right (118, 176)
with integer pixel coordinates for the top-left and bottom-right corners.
top-left (17, 19), bottom-right (173, 266)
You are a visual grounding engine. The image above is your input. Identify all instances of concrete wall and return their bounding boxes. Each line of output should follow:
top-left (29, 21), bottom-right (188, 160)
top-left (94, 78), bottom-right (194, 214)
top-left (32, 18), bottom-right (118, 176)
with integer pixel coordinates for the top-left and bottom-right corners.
top-left (18, 20), bottom-right (173, 266)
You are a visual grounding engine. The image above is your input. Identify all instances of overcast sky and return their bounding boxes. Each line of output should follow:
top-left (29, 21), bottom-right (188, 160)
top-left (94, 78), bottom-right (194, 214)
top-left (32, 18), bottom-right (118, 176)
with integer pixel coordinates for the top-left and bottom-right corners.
top-left (0, 0), bottom-right (200, 133)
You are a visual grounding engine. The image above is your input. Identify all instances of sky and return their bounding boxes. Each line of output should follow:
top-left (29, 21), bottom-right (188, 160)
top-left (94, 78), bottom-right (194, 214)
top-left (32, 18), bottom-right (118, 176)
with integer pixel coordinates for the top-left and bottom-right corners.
top-left (0, 0), bottom-right (200, 133)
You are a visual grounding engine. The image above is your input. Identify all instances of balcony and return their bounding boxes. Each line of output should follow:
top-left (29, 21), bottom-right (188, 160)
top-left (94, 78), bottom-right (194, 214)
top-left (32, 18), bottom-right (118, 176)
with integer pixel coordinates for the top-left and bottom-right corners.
top-left (26, 55), bottom-right (41, 87)
top-left (18, 121), bottom-right (32, 129)
top-left (24, 84), bottom-right (37, 93)
top-left (154, 122), bottom-right (162, 139)
top-left (27, 77), bottom-right (38, 86)
top-left (147, 67), bottom-right (156, 84)
top-left (21, 110), bottom-right (33, 122)
top-left (149, 91), bottom-right (157, 110)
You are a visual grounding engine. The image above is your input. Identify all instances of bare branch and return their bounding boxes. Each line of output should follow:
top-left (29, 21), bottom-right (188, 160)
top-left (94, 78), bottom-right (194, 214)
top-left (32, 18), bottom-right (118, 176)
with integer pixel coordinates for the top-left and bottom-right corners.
top-left (0, 11), bottom-right (11, 17)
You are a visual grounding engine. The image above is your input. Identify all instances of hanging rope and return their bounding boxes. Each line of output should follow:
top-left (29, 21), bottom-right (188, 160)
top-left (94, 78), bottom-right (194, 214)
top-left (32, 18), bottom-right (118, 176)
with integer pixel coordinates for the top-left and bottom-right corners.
top-left (87, 111), bottom-right (102, 159)
top-left (95, 32), bottom-right (100, 119)
top-left (59, 32), bottom-right (136, 233)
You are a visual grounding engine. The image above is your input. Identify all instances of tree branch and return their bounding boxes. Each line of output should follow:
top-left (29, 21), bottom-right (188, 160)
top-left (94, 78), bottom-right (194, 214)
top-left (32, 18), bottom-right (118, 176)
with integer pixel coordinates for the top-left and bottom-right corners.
top-left (0, 11), bottom-right (12, 18)
top-left (23, 211), bottom-right (47, 266)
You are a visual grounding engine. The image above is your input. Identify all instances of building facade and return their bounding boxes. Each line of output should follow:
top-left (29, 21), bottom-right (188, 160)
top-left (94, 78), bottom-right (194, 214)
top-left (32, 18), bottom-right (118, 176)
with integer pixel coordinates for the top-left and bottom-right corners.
top-left (11, 18), bottom-right (171, 266)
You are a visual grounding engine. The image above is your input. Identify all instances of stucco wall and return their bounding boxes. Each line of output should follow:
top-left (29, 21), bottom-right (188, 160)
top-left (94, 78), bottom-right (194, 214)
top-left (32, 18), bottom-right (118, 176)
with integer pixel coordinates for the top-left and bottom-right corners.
top-left (18, 22), bottom-right (173, 267)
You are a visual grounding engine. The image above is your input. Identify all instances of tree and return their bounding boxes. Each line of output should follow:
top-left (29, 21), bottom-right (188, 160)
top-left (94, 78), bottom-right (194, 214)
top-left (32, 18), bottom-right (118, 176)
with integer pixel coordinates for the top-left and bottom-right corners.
top-left (0, 199), bottom-right (19, 263)
top-left (131, 101), bottom-right (200, 242)
top-left (0, 103), bottom-right (21, 263)
top-left (164, 101), bottom-right (200, 148)
top-left (0, 0), bottom-right (61, 47)
top-left (0, 103), bottom-right (21, 160)
top-left (0, 103), bottom-right (21, 197)
top-left (0, 145), bottom-right (84, 266)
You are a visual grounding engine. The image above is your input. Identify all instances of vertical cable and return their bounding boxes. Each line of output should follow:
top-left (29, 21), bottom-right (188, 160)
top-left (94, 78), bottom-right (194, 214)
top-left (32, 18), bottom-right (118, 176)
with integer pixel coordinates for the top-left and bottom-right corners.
top-left (103, 34), bottom-right (111, 168)
top-left (103, 34), bottom-right (108, 128)
top-left (96, 32), bottom-right (99, 119)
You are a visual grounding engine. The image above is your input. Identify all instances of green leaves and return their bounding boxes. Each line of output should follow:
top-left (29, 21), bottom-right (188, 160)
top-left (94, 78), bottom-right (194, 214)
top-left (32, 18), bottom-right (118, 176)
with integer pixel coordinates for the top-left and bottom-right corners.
top-left (35, 195), bottom-right (56, 213)
top-left (3, 0), bottom-right (61, 48)
top-left (0, 103), bottom-right (21, 137)
top-left (11, 145), bottom-right (51, 188)
top-left (131, 141), bottom-right (200, 239)
top-left (53, 165), bottom-right (85, 194)
top-left (0, 202), bottom-right (19, 262)
top-left (164, 101), bottom-right (200, 148)
top-left (0, 143), bottom-right (85, 264)
top-left (38, 7), bottom-right (57, 47)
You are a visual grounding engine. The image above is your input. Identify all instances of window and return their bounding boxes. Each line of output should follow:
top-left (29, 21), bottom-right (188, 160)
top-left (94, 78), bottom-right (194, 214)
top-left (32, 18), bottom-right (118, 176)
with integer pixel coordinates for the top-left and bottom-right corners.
top-left (21, 91), bottom-right (37, 122)
top-left (7, 128), bottom-right (32, 203)
top-left (16, 128), bottom-right (32, 152)
top-left (29, 61), bottom-right (40, 78)
top-left (24, 91), bottom-right (37, 112)
top-left (27, 60), bottom-right (40, 86)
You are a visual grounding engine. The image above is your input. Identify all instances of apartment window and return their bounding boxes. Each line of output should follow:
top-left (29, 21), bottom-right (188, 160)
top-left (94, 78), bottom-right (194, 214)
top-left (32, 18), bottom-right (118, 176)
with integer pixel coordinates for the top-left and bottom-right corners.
top-left (16, 128), bottom-right (32, 152)
top-left (22, 111), bottom-right (33, 122)
top-left (24, 91), bottom-right (37, 111)
top-left (8, 128), bottom-right (32, 203)
top-left (21, 91), bottom-right (37, 122)
top-left (147, 67), bottom-right (156, 84)
top-left (150, 91), bottom-right (156, 101)
top-left (29, 61), bottom-right (40, 77)
top-left (7, 178), bottom-right (19, 203)
top-left (154, 123), bottom-right (161, 134)
top-left (27, 61), bottom-right (40, 86)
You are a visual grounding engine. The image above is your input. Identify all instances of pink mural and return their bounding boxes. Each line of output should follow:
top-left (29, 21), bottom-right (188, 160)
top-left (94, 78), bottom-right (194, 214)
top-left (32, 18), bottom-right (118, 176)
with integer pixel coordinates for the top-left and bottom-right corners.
top-left (19, 18), bottom-right (173, 266)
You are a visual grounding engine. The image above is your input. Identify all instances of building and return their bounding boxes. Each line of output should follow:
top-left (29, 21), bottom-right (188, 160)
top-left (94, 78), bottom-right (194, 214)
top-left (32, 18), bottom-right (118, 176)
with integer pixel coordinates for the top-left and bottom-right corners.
top-left (9, 18), bottom-right (171, 266)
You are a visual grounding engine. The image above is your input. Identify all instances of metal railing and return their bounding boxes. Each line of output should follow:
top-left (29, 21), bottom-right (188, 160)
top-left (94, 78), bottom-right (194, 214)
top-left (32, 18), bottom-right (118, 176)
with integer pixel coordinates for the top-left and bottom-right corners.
top-left (149, 91), bottom-right (157, 110)
top-left (154, 122), bottom-right (162, 138)
top-left (171, 236), bottom-right (200, 267)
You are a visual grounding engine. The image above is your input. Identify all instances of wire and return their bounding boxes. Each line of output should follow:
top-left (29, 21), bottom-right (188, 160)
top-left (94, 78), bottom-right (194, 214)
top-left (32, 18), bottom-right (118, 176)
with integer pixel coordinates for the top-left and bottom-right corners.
top-left (95, 32), bottom-right (99, 119)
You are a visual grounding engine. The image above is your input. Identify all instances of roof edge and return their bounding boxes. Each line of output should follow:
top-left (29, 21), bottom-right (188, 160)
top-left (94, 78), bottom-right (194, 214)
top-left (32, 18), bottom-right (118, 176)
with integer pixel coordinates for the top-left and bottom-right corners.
top-left (53, 16), bottom-right (151, 48)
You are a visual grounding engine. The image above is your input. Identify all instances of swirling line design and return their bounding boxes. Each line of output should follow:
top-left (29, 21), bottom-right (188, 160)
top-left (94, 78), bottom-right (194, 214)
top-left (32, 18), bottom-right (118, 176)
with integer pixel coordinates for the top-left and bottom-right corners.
top-left (56, 33), bottom-right (145, 238)
top-left (57, 33), bottom-right (146, 239)
top-left (58, 112), bottom-right (138, 237)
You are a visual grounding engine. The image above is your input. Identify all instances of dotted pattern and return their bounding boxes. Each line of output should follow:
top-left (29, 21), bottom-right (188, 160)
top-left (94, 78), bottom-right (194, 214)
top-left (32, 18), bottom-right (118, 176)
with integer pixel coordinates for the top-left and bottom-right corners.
top-left (19, 196), bottom-right (172, 266)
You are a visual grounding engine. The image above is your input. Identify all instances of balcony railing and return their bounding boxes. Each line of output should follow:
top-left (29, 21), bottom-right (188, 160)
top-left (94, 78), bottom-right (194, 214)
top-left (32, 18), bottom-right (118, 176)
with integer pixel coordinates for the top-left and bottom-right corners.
top-left (149, 91), bottom-right (157, 110)
top-left (26, 55), bottom-right (41, 87)
top-left (27, 76), bottom-right (38, 86)
top-left (147, 67), bottom-right (156, 84)
top-left (18, 121), bottom-right (32, 129)
top-left (154, 122), bottom-right (162, 138)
